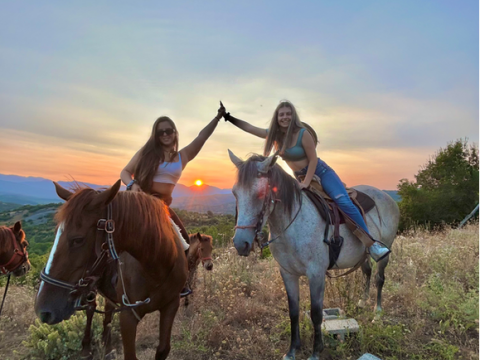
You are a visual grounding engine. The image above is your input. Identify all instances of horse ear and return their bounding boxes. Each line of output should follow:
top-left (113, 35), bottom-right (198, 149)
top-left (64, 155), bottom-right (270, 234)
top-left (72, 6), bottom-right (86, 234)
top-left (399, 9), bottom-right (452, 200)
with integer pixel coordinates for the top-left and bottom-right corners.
top-left (257, 154), bottom-right (277, 174)
top-left (92, 180), bottom-right (122, 207)
top-left (228, 149), bottom-right (243, 168)
top-left (54, 181), bottom-right (73, 201)
top-left (13, 221), bottom-right (21, 233)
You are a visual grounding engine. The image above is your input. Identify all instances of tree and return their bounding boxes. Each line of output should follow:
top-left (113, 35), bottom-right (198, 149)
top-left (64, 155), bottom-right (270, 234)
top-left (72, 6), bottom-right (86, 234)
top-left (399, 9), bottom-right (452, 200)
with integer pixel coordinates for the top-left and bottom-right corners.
top-left (397, 139), bottom-right (479, 231)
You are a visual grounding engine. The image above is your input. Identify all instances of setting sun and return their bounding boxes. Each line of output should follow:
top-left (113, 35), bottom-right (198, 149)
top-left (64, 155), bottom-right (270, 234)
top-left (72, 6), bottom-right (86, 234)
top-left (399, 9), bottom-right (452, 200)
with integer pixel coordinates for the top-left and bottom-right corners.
top-left (195, 179), bottom-right (203, 186)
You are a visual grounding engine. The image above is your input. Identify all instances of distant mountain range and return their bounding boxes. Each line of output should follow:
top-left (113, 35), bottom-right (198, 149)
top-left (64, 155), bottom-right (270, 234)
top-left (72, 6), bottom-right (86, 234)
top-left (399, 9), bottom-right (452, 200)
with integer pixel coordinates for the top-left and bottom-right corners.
top-left (0, 174), bottom-right (234, 213)
top-left (0, 174), bottom-right (399, 215)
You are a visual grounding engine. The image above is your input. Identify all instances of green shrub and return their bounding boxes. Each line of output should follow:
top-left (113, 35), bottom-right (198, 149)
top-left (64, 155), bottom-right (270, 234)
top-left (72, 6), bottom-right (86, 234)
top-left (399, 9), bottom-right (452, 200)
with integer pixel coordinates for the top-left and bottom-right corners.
top-left (23, 312), bottom-right (104, 360)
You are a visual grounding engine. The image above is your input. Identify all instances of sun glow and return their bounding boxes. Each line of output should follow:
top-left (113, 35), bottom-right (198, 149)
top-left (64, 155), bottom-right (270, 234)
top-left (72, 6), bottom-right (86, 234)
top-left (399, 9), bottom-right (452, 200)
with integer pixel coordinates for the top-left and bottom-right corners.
top-left (195, 179), bottom-right (203, 186)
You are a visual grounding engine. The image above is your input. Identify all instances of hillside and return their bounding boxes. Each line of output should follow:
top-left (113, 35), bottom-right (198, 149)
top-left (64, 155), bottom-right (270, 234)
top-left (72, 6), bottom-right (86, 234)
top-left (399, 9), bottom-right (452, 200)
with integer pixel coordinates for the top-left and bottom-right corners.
top-left (0, 225), bottom-right (478, 360)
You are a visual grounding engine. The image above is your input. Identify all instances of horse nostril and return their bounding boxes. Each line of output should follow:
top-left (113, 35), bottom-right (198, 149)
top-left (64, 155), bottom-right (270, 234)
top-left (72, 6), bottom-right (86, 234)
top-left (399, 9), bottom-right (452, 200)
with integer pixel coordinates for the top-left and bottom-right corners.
top-left (39, 311), bottom-right (52, 324)
top-left (206, 264), bottom-right (213, 271)
top-left (244, 242), bottom-right (250, 253)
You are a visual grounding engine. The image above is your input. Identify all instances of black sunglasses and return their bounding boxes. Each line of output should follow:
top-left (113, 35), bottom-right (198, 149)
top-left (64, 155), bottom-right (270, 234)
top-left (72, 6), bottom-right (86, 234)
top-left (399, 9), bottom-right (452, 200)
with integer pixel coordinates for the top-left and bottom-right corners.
top-left (158, 128), bottom-right (176, 136)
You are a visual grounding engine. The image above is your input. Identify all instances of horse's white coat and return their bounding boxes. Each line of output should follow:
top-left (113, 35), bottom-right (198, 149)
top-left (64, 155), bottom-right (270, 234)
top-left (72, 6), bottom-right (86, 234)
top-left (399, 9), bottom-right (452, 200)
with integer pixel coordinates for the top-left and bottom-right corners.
top-left (230, 151), bottom-right (400, 360)
top-left (45, 223), bottom-right (64, 275)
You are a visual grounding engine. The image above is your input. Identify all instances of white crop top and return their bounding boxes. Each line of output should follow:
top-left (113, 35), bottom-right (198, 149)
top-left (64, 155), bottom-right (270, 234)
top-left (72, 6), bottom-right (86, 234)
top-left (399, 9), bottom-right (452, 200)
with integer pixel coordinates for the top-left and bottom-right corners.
top-left (152, 153), bottom-right (183, 185)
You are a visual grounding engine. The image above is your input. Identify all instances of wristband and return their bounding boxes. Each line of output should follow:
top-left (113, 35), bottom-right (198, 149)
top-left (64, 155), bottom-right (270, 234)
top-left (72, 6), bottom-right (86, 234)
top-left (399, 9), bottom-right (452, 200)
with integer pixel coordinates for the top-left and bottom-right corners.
top-left (126, 179), bottom-right (137, 191)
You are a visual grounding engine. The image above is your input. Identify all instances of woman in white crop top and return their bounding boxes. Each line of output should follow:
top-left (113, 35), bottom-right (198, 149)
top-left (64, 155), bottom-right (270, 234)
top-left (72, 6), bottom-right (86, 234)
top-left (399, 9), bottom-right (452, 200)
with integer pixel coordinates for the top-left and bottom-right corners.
top-left (121, 103), bottom-right (225, 296)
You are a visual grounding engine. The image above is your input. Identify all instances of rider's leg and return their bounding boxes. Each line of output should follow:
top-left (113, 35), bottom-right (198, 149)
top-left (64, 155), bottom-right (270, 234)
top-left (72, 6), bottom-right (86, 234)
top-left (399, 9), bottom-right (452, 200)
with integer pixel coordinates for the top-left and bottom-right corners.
top-left (167, 206), bottom-right (192, 297)
top-left (319, 168), bottom-right (390, 262)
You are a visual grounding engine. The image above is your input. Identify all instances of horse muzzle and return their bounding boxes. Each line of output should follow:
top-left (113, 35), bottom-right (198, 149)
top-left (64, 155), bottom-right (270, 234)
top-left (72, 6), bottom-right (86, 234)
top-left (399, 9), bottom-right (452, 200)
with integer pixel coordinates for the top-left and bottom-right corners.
top-left (35, 283), bottom-right (75, 325)
top-left (233, 235), bottom-right (253, 257)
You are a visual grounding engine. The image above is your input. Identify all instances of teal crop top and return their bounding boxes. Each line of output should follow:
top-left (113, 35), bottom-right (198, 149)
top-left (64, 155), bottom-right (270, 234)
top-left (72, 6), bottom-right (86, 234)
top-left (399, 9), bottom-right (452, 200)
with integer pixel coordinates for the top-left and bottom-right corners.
top-left (281, 128), bottom-right (307, 161)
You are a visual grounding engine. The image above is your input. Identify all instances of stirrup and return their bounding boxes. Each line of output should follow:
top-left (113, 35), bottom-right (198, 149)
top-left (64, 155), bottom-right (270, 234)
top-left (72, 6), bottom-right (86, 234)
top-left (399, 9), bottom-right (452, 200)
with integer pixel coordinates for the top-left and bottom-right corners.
top-left (369, 242), bottom-right (391, 262)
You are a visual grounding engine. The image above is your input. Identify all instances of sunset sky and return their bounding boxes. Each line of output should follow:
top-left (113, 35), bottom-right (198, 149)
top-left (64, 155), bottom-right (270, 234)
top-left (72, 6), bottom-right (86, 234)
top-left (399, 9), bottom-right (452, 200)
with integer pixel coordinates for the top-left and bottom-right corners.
top-left (0, 1), bottom-right (478, 190)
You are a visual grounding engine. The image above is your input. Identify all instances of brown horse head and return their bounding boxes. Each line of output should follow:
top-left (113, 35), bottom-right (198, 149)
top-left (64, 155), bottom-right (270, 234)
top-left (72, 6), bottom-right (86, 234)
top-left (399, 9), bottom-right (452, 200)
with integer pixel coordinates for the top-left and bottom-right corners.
top-left (188, 232), bottom-right (213, 271)
top-left (0, 221), bottom-right (30, 276)
top-left (35, 180), bottom-right (122, 325)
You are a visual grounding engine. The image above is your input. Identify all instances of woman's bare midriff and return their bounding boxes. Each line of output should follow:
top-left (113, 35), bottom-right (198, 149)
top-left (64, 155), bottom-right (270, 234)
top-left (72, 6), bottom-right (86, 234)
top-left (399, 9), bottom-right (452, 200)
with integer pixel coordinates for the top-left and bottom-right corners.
top-left (151, 182), bottom-right (175, 196)
top-left (285, 158), bottom-right (310, 172)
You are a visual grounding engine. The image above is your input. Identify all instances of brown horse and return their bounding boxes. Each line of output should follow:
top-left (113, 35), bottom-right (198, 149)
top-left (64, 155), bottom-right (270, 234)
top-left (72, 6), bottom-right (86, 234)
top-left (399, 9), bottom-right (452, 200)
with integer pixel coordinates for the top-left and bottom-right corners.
top-left (78, 232), bottom-right (214, 359)
top-left (0, 221), bottom-right (31, 316)
top-left (184, 232), bottom-right (214, 308)
top-left (34, 180), bottom-right (187, 360)
top-left (0, 221), bottom-right (30, 277)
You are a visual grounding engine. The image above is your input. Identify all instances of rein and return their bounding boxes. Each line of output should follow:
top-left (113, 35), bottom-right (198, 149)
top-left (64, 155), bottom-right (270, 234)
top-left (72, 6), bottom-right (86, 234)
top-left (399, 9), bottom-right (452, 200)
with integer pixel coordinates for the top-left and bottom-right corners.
top-left (40, 203), bottom-right (150, 317)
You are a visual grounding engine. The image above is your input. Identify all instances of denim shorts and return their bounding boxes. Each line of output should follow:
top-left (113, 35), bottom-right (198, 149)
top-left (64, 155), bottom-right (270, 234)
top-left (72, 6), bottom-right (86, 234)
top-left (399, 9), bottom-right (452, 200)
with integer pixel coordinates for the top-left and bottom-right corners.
top-left (294, 158), bottom-right (332, 180)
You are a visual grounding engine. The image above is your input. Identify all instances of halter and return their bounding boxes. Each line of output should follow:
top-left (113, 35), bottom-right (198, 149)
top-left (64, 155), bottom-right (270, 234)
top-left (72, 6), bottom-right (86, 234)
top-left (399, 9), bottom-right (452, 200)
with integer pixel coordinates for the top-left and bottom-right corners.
top-left (0, 228), bottom-right (29, 275)
top-left (197, 246), bottom-right (212, 265)
top-left (40, 203), bottom-right (149, 316)
top-left (0, 228), bottom-right (29, 316)
top-left (234, 170), bottom-right (302, 253)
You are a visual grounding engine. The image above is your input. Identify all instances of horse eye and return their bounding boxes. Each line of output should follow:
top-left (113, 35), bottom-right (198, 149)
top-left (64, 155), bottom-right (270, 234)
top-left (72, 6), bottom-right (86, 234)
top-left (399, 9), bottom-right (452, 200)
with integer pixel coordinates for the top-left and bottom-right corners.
top-left (71, 237), bottom-right (85, 247)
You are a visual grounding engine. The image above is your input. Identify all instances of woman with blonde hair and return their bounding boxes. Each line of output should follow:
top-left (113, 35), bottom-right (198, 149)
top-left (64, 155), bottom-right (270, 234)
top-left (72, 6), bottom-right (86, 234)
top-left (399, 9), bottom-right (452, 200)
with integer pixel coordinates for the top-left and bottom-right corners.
top-left (121, 104), bottom-right (225, 296)
top-left (222, 100), bottom-right (389, 261)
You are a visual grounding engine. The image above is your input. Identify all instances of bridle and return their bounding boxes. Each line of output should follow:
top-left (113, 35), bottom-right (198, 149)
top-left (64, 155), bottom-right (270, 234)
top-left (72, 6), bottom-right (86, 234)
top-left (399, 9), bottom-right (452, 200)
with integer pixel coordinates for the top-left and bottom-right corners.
top-left (40, 203), bottom-right (149, 316)
top-left (234, 170), bottom-right (302, 253)
top-left (0, 229), bottom-right (29, 275)
top-left (0, 228), bottom-right (29, 316)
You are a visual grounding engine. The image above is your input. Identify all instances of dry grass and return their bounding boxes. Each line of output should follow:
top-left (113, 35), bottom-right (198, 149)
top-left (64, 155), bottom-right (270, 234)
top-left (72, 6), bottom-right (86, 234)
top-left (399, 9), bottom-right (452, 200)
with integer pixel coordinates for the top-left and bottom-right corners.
top-left (0, 224), bottom-right (478, 360)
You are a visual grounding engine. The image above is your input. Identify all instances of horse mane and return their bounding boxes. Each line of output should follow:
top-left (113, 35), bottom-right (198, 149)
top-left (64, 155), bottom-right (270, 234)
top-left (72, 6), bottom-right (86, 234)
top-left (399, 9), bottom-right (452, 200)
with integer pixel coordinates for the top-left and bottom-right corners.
top-left (55, 188), bottom-right (176, 263)
top-left (236, 154), bottom-right (301, 217)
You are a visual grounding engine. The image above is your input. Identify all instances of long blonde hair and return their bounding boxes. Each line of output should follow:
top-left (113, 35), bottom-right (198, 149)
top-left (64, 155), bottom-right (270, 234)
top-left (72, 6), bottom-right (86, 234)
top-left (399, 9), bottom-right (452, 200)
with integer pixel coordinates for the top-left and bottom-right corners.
top-left (263, 101), bottom-right (318, 156)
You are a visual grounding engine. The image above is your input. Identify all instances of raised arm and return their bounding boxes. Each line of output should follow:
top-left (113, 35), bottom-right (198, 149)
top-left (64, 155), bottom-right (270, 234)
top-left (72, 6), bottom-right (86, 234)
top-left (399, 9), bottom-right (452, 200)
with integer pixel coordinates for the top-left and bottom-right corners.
top-left (180, 105), bottom-right (224, 165)
top-left (223, 104), bottom-right (267, 139)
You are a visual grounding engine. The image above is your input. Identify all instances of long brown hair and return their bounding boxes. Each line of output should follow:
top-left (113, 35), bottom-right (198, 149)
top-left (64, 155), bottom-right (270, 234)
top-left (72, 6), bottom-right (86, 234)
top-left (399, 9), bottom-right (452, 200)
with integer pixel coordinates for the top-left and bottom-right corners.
top-left (134, 117), bottom-right (179, 193)
top-left (263, 101), bottom-right (318, 157)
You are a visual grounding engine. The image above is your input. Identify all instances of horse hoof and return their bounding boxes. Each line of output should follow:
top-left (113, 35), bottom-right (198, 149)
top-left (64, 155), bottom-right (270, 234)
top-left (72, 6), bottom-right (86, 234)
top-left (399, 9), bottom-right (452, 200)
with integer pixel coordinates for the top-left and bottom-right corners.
top-left (372, 313), bottom-right (383, 323)
top-left (105, 349), bottom-right (117, 360)
top-left (357, 299), bottom-right (366, 308)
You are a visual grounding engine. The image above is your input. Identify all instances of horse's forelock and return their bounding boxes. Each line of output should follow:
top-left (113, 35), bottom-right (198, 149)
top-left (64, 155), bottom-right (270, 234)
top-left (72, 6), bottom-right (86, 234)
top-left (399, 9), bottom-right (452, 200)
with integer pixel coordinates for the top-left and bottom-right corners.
top-left (236, 154), bottom-right (300, 217)
top-left (55, 187), bottom-right (98, 227)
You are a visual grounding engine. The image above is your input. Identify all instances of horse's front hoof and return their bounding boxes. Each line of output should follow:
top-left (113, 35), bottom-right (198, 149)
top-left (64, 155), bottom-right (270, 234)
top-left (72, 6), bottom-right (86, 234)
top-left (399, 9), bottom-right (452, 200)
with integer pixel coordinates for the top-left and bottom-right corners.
top-left (105, 349), bottom-right (117, 360)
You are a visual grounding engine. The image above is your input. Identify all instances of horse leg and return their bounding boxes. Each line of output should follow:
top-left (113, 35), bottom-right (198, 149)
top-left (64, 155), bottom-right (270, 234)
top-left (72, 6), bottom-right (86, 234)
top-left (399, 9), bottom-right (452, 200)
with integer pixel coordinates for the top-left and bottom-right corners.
top-left (103, 302), bottom-right (116, 360)
top-left (156, 297), bottom-right (180, 360)
top-left (307, 275), bottom-right (326, 360)
top-left (80, 305), bottom-right (95, 360)
top-left (373, 254), bottom-right (390, 321)
top-left (358, 258), bottom-right (372, 309)
top-left (280, 268), bottom-right (301, 360)
top-left (120, 310), bottom-right (140, 360)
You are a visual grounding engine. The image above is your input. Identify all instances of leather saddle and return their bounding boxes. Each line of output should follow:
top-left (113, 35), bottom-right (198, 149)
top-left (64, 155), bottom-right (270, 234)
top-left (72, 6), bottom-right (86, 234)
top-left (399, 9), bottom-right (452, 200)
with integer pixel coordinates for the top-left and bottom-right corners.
top-left (298, 174), bottom-right (376, 269)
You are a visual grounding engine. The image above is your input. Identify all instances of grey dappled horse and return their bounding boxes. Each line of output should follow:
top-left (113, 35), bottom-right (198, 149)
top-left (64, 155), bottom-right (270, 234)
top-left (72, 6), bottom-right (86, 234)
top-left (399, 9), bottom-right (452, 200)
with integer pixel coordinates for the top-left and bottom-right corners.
top-left (229, 151), bottom-right (400, 360)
